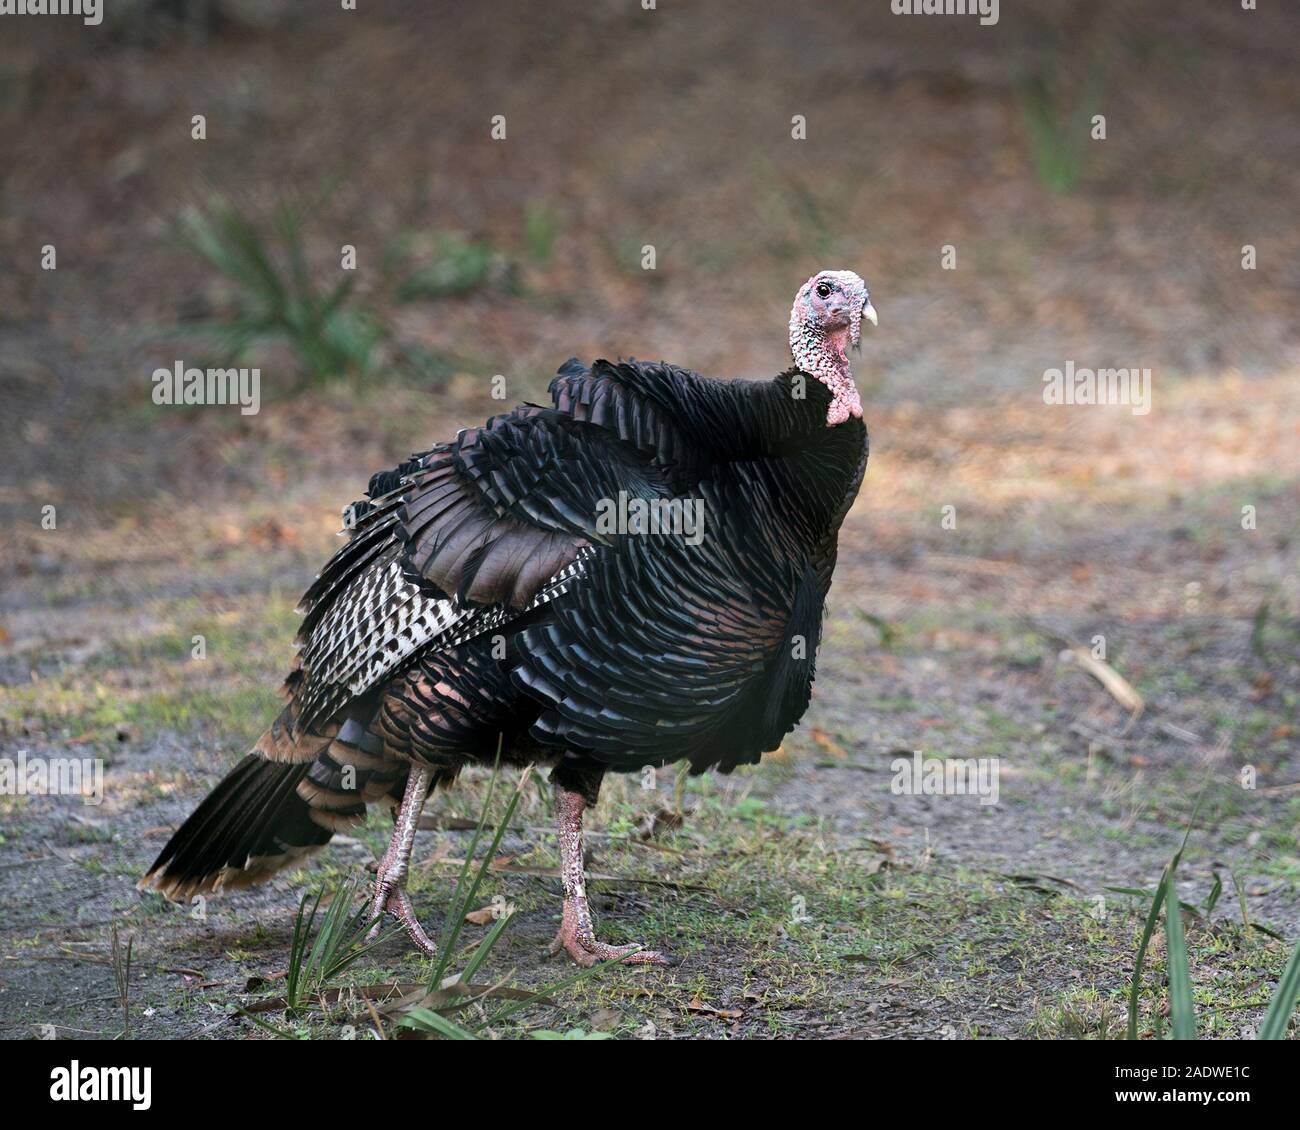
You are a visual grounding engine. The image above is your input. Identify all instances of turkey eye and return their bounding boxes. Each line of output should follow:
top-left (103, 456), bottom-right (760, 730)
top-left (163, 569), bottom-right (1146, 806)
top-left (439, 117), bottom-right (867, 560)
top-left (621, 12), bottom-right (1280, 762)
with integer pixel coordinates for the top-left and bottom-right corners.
top-left (815, 281), bottom-right (832, 298)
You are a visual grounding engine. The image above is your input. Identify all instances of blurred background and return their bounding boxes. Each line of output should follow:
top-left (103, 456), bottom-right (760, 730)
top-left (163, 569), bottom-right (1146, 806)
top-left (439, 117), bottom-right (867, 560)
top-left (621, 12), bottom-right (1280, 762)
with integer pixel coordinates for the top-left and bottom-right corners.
top-left (0, 1), bottom-right (1297, 1039)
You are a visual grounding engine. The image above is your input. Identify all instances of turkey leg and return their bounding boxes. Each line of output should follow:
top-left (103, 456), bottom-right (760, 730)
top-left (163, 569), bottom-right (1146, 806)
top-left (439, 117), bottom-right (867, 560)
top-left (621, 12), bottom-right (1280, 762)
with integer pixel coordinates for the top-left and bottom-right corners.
top-left (366, 763), bottom-right (438, 956)
top-left (548, 777), bottom-right (675, 967)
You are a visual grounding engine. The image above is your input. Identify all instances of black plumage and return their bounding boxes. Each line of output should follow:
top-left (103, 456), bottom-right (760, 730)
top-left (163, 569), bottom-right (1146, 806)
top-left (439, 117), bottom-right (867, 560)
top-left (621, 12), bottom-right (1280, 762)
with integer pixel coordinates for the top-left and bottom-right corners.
top-left (142, 270), bottom-right (876, 964)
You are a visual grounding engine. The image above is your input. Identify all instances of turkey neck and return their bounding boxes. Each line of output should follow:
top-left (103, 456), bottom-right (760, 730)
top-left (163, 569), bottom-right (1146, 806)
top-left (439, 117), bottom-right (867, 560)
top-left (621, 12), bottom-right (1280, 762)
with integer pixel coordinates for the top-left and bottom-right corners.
top-left (728, 371), bottom-right (869, 553)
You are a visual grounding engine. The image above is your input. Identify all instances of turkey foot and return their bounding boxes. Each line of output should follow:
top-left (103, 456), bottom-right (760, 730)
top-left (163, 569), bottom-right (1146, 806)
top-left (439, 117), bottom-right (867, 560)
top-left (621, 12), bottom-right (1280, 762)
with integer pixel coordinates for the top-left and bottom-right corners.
top-left (548, 778), bottom-right (676, 967)
top-left (366, 764), bottom-right (438, 956)
top-left (548, 897), bottom-right (674, 966)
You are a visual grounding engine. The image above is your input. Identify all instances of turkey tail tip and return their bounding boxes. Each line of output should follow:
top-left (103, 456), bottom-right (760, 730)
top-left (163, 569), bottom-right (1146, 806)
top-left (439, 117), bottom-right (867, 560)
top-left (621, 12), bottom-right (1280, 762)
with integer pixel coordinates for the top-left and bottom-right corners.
top-left (138, 848), bottom-right (322, 904)
top-left (136, 866), bottom-right (218, 903)
top-left (138, 754), bottom-right (334, 905)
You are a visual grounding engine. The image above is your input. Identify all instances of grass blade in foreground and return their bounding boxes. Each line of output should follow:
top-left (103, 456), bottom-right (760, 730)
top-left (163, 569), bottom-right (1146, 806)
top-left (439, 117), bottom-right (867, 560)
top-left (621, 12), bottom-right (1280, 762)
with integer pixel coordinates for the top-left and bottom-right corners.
top-left (1258, 936), bottom-right (1300, 1040)
top-left (431, 751), bottom-right (530, 987)
top-left (1127, 789), bottom-right (1208, 1041)
top-left (1163, 874), bottom-right (1197, 1040)
top-left (1127, 864), bottom-right (1171, 1041)
top-left (399, 1007), bottom-right (478, 1041)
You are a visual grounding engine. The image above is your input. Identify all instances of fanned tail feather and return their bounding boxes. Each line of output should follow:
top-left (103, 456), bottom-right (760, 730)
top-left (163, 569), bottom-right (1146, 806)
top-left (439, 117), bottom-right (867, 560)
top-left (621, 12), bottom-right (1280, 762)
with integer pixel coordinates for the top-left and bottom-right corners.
top-left (138, 755), bottom-right (335, 902)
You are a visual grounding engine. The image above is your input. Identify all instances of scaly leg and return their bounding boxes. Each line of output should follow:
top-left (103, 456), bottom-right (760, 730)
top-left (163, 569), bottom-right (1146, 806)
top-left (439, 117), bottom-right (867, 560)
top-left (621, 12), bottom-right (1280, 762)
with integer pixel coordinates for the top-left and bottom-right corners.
top-left (366, 764), bottom-right (438, 956)
top-left (548, 778), bottom-right (674, 967)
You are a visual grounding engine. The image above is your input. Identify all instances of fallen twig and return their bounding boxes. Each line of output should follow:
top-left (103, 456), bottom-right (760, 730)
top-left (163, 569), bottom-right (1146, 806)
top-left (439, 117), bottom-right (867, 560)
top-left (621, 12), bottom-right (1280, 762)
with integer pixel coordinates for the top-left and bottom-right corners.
top-left (1157, 720), bottom-right (1204, 744)
top-left (1058, 646), bottom-right (1144, 723)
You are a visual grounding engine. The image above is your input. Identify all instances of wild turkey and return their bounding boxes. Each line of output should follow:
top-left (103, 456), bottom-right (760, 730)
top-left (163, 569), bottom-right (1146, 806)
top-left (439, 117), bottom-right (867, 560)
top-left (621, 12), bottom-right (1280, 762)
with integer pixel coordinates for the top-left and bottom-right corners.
top-left (141, 270), bottom-right (877, 965)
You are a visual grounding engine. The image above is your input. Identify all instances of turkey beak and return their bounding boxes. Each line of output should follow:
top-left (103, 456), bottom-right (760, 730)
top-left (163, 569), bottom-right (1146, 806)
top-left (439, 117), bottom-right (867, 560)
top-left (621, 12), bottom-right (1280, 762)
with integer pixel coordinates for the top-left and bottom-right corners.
top-left (862, 301), bottom-right (878, 328)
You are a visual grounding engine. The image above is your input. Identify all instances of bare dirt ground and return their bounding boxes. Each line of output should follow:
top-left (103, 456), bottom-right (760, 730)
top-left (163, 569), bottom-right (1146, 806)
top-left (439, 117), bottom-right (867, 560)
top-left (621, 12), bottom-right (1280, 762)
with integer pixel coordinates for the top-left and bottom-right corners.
top-left (1, 2), bottom-right (1297, 1039)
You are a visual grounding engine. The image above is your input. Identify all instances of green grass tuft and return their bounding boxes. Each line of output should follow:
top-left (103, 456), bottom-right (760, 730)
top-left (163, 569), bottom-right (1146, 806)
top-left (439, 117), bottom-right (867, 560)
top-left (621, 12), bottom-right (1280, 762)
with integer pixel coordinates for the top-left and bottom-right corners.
top-left (176, 198), bottom-right (387, 383)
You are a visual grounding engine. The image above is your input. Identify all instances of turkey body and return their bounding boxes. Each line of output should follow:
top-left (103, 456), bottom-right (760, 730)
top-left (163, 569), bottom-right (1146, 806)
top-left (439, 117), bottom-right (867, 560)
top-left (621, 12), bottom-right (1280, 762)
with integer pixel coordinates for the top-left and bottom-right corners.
top-left (143, 357), bottom-right (868, 899)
